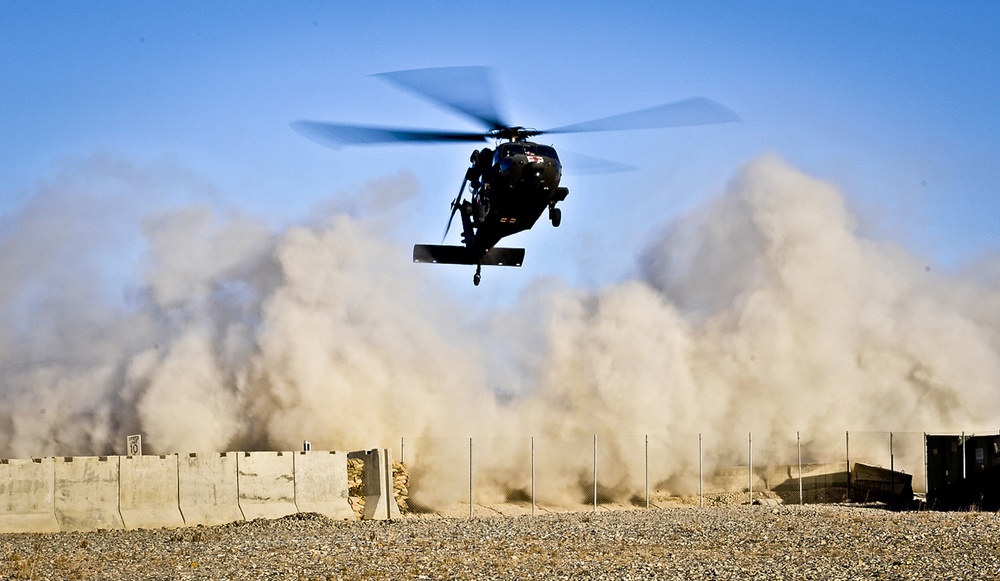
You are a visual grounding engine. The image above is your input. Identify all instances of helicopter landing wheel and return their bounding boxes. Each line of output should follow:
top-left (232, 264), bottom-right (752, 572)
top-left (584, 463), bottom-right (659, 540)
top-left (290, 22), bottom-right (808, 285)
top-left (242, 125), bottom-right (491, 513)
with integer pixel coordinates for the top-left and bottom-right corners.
top-left (473, 265), bottom-right (482, 286)
top-left (549, 206), bottom-right (562, 227)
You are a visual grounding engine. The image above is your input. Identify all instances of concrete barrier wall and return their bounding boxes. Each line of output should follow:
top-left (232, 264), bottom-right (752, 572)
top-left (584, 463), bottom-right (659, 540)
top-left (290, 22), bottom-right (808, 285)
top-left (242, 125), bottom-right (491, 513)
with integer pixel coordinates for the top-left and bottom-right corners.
top-left (294, 451), bottom-right (353, 520)
top-left (178, 452), bottom-right (244, 526)
top-left (54, 456), bottom-right (125, 532)
top-left (1, 450), bottom-right (354, 533)
top-left (119, 455), bottom-right (185, 530)
top-left (237, 451), bottom-right (298, 520)
top-left (0, 458), bottom-right (59, 533)
top-left (708, 462), bottom-right (848, 494)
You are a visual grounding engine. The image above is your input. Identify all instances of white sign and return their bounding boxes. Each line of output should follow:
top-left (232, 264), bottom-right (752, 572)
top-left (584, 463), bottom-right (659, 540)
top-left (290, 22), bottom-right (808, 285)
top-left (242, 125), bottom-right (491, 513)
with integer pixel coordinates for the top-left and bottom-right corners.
top-left (127, 434), bottom-right (142, 456)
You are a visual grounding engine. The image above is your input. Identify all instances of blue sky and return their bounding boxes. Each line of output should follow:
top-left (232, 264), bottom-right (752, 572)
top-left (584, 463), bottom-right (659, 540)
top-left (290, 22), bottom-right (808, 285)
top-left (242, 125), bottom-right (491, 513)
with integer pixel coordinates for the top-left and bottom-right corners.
top-left (2, 1), bottom-right (998, 299)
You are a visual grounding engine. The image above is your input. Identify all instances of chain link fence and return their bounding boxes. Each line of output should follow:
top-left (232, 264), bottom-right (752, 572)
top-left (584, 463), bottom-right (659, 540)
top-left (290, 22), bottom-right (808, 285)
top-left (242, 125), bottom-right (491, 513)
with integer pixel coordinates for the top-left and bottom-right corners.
top-left (390, 430), bottom-right (958, 514)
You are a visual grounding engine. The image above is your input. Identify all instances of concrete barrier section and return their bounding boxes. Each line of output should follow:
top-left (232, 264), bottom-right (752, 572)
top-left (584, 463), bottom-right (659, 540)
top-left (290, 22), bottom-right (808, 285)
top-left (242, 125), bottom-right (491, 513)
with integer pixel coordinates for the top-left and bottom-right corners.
top-left (119, 455), bottom-right (185, 530)
top-left (294, 451), bottom-right (354, 520)
top-left (0, 457), bottom-right (59, 533)
top-left (178, 452), bottom-right (244, 526)
top-left (347, 448), bottom-right (401, 520)
top-left (54, 456), bottom-right (124, 532)
top-left (237, 451), bottom-right (297, 520)
top-left (3, 449), bottom-right (355, 532)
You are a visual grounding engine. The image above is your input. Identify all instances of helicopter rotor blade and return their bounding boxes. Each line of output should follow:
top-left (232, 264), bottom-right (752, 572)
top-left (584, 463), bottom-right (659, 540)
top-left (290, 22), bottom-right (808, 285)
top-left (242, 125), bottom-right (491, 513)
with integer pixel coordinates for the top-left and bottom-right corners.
top-left (542, 97), bottom-right (741, 135)
top-left (291, 121), bottom-right (489, 147)
top-left (375, 66), bottom-right (509, 132)
top-left (557, 150), bottom-right (638, 175)
top-left (443, 178), bottom-right (467, 241)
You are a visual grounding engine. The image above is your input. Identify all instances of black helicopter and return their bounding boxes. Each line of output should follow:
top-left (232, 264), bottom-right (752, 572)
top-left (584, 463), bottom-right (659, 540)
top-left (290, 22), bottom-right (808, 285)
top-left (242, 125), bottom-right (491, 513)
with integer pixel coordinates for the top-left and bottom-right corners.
top-left (292, 66), bottom-right (739, 286)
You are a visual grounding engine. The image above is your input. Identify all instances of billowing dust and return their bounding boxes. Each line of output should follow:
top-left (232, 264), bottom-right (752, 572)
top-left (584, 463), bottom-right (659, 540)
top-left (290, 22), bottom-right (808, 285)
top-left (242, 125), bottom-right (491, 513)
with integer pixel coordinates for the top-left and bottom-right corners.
top-left (2, 154), bottom-right (997, 507)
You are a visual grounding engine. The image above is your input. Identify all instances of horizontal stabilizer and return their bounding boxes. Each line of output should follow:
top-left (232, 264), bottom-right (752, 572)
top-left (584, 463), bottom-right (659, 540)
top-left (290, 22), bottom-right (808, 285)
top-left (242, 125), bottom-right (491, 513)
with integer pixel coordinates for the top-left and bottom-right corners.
top-left (413, 244), bottom-right (524, 267)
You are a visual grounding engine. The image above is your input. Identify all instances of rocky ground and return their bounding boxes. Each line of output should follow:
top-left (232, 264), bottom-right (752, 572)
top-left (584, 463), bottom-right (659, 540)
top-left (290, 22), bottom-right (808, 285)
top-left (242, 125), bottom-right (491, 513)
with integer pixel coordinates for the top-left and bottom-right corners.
top-left (2, 504), bottom-right (999, 580)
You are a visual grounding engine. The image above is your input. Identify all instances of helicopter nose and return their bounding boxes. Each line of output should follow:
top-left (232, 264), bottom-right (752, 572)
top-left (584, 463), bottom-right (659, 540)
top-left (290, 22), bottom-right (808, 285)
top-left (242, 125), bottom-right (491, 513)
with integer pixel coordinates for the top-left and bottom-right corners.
top-left (498, 157), bottom-right (515, 177)
top-left (498, 155), bottom-right (546, 180)
top-left (525, 158), bottom-right (547, 180)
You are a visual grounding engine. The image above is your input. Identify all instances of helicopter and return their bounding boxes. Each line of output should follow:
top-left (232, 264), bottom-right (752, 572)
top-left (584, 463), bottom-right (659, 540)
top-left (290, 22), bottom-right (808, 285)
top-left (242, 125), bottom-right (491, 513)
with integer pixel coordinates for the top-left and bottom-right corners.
top-left (292, 66), bottom-right (739, 286)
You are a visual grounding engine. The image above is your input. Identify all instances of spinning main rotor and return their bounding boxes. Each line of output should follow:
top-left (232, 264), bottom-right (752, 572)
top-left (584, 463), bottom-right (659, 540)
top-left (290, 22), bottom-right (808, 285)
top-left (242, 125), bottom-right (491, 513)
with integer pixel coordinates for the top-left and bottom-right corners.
top-left (291, 66), bottom-right (740, 148)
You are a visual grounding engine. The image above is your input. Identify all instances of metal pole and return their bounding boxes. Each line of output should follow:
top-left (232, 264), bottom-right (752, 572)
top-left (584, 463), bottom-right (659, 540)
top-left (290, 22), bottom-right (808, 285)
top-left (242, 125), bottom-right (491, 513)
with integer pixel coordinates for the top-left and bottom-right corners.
top-left (469, 437), bottom-right (473, 519)
top-left (797, 431), bottom-right (803, 506)
top-left (923, 432), bottom-right (928, 498)
top-left (962, 431), bottom-right (967, 506)
top-left (961, 431), bottom-right (967, 479)
top-left (400, 437), bottom-right (404, 465)
top-left (846, 431), bottom-right (851, 502)
top-left (531, 436), bottom-right (535, 517)
top-left (889, 432), bottom-right (896, 510)
top-left (699, 433), bottom-right (704, 508)
top-left (645, 434), bottom-right (649, 509)
top-left (593, 434), bottom-right (598, 512)
top-left (748, 432), bottom-right (753, 505)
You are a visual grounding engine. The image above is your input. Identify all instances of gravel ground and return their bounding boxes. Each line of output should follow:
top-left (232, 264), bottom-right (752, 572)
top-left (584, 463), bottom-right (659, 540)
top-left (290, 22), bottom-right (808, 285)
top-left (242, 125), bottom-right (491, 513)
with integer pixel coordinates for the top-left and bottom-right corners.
top-left (2, 505), bottom-right (999, 580)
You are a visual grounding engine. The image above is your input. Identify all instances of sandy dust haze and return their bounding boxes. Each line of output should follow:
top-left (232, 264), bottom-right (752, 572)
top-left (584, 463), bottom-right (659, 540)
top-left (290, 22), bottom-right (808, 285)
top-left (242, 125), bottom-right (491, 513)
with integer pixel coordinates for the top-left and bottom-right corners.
top-left (2, 153), bottom-right (998, 506)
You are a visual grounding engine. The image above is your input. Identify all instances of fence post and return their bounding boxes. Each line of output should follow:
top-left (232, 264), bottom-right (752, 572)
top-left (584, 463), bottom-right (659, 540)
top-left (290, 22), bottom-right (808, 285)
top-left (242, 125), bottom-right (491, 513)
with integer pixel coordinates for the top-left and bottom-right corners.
top-left (961, 431), bottom-right (966, 479)
top-left (400, 437), bottom-right (404, 465)
top-left (531, 436), bottom-right (535, 517)
top-left (962, 431), bottom-right (967, 506)
top-left (748, 432), bottom-right (753, 505)
top-left (593, 434), bottom-right (598, 513)
top-left (889, 432), bottom-right (895, 510)
top-left (797, 431), bottom-right (803, 506)
top-left (923, 432), bottom-right (928, 498)
top-left (645, 434), bottom-right (649, 509)
top-left (846, 431), bottom-right (851, 501)
top-left (699, 433), bottom-right (704, 508)
top-left (469, 437), bottom-right (473, 519)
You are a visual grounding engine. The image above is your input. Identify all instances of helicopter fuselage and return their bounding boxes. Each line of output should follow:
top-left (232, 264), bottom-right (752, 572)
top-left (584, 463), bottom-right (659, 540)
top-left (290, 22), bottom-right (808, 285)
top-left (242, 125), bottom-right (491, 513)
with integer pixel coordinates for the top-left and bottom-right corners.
top-left (412, 140), bottom-right (569, 284)
top-left (463, 140), bottom-right (568, 256)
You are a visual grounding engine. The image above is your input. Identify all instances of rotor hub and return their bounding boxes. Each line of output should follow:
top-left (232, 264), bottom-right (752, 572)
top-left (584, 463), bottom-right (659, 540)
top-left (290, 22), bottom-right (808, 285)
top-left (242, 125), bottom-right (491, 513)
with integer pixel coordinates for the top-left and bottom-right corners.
top-left (489, 126), bottom-right (541, 142)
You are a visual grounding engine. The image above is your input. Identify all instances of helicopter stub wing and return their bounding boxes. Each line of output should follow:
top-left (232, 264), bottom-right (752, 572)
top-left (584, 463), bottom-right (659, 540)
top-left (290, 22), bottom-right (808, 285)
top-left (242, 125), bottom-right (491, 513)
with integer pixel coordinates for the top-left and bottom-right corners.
top-left (413, 245), bottom-right (524, 267)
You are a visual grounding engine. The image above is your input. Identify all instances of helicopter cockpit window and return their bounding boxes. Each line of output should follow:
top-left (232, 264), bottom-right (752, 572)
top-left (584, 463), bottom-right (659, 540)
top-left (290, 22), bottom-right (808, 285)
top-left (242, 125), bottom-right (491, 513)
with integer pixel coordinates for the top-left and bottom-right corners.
top-left (494, 144), bottom-right (525, 165)
top-left (536, 145), bottom-right (558, 160)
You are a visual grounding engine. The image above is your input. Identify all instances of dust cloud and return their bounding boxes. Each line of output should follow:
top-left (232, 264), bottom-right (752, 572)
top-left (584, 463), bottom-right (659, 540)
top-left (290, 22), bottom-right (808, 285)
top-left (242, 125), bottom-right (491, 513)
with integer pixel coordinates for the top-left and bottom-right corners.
top-left (1, 153), bottom-right (998, 507)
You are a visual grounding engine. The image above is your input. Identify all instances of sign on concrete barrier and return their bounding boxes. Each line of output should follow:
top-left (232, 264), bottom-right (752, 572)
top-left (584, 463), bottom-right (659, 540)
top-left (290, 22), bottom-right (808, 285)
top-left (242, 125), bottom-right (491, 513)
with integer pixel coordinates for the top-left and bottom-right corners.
top-left (119, 455), bottom-right (185, 530)
top-left (127, 435), bottom-right (142, 456)
top-left (294, 451), bottom-right (353, 520)
top-left (0, 457), bottom-right (59, 533)
top-left (54, 456), bottom-right (124, 532)
top-left (178, 452), bottom-right (244, 526)
top-left (237, 451), bottom-right (297, 520)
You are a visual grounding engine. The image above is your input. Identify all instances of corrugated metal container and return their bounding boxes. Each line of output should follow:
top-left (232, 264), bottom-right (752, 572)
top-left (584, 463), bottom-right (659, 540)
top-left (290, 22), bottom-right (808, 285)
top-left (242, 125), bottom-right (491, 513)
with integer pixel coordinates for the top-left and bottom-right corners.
top-left (926, 434), bottom-right (1000, 510)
